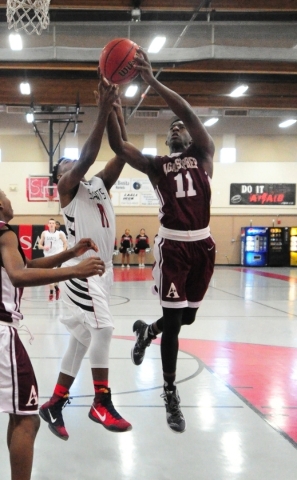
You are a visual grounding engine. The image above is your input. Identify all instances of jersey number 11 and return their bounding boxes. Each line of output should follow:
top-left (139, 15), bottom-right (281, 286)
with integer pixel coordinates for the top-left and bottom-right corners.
top-left (174, 171), bottom-right (197, 198)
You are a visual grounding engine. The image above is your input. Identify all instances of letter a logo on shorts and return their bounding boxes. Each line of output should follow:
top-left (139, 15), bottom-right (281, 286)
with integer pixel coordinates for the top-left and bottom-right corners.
top-left (166, 283), bottom-right (180, 298)
top-left (26, 385), bottom-right (38, 406)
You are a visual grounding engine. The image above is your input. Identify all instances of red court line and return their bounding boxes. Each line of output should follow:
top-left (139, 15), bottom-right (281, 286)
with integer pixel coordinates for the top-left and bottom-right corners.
top-left (232, 267), bottom-right (297, 283)
top-left (114, 265), bottom-right (297, 283)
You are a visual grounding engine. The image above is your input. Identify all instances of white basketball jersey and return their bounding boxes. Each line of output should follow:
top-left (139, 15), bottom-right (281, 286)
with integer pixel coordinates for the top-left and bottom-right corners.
top-left (61, 176), bottom-right (115, 264)
top-left (42, 230), bottom-right (63, 257)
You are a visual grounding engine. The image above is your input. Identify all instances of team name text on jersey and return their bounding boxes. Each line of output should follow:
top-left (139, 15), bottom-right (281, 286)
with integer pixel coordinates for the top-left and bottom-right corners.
top-left (163, 157), bottom-right (198, 176)
top-left (87, 187), bottom-right (107, 202)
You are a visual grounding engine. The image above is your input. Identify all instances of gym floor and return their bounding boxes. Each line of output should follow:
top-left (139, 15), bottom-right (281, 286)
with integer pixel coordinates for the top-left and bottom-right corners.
top-left (1, 265), bottom-right (297, 479)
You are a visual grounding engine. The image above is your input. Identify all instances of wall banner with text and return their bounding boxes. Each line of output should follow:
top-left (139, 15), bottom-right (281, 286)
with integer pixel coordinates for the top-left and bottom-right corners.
top-left (111, 178), bottom-right (158, 207)
top-left (230, 183), bottom-right (296, 205)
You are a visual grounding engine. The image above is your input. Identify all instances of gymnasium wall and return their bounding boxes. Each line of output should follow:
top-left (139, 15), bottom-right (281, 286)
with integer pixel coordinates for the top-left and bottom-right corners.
top-left (1, 132), bottom-right (297, 265)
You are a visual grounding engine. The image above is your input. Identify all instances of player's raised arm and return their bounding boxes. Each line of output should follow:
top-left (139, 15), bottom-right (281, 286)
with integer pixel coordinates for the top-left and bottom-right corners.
top-left (57, 78), bottom-right (119, 198)
top-left (97, 97), bottom-right (127, 191)
top-left (133, 49), bottom-right (215, 176)
top-left (106, 97), bottom-right (160, 187)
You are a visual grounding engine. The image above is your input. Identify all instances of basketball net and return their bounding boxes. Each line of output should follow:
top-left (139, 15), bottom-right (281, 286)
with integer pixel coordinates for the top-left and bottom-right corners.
top-left (7, 0), bottom-right (51, 36)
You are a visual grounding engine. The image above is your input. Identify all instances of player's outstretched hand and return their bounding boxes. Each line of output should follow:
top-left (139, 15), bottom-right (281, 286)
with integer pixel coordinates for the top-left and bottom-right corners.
top-left (94, 76), bottom-right (119, 110)
top-left (71, 238), bottom-right (99, 257)
top-left (133, 48), bottom-right (154, 84)
top-left (75, 257), bottom-right (105, 278)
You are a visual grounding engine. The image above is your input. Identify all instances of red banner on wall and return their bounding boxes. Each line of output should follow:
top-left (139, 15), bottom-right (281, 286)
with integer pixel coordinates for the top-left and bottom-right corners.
top-left (26, 177), bottom-right (59, 202)
top-left (18, 225), bottom-right (33, 260)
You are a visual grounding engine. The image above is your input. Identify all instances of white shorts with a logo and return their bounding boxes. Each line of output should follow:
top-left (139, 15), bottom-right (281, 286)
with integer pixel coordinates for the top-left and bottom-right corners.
top-left (0, 325), bottom-right (39, 415)
top-left (59, 264), bottom-right (114, 347)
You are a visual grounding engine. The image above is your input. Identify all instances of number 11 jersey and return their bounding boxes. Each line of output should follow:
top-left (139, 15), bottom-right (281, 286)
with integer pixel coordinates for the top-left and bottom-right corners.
top-left (153, 143), bottom-right (211, 231)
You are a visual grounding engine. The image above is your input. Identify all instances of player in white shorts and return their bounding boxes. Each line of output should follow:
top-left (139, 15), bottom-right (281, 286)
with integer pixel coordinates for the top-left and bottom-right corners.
top-left (38, 218), bottom-right (68, 300)
top-left (0, 191), bottom-right (104, 480)
top-left (39, 76), bottom-right (132, 440)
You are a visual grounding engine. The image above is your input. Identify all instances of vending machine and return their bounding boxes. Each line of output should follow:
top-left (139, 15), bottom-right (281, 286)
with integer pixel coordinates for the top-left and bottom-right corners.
top-left (268, 227), bottom-right (290, 267)
top-left (289, 227), bottom-right (297, 266)
top-left (241, 227), bottom-right (268, 266)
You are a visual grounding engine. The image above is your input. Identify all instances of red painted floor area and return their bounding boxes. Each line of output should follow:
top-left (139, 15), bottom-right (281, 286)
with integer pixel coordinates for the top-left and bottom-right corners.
top-left (114, 266), bottom-right (297, 445)
top-left (116, 335), bottom-right (297, 445)
top-left (113, 266), bottom-right (153, 282)
top-left (178, 339), bottom-right (297, 445)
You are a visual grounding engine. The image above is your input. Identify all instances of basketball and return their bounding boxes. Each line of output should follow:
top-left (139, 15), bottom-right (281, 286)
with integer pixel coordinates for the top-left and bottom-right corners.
top-left (99, 38), bottom-right (139, 85)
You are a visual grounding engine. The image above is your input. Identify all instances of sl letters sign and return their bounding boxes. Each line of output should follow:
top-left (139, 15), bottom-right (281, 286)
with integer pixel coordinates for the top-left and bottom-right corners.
top-left (230, 183), bottom-right (296, 205)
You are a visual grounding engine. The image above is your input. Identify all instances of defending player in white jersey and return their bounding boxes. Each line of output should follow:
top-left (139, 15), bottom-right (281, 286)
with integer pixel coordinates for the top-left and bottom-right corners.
top-left (107, 49), bottom-right (215, 433)
top-left (39, 76), bottom-right (132, 440)
top-left (38, 218), bottom-right (68, 300)
top-left (0, 189), bottom-right (105, 480)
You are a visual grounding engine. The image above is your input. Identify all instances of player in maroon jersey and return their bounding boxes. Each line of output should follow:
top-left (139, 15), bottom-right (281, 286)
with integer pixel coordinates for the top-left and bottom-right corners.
top-left (0, 189), bottom-right (105, 480)
top-left (106, 48), bottom-right (215, 433)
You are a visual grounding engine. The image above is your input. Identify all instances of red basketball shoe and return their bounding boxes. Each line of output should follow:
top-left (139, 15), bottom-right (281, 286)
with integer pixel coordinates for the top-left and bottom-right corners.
top-left (39, 394), bottom-right (71, 440)
top-left (88, 388), bottom-right (132, 432)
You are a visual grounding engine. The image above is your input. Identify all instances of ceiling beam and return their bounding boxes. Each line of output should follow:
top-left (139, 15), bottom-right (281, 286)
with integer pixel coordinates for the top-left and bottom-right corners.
top-left (1, 76), bottom-right (296, 111)
top-left (1, 59), bottom-right (297, 75)
top-left (158, 81), bottom-right (297, 97)
top-left (168, 60), bottom-right (297, 76)
top-left (0, 1), bottom-right (295, 12)
top-left (47, 0), bottom-right (297, 13)
top-left (140, 94), bottom-right (297, 110)
top-left (207, 0), bottom-right (297, 12)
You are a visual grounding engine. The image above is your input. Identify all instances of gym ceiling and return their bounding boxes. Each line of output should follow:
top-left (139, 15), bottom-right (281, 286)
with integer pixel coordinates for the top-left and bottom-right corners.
top-left (0, 1), bottom-right (296, 136)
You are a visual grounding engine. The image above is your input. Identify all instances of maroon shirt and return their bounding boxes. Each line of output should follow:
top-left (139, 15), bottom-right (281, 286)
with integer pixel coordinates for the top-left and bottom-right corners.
top-left (153, 144), bottom-right (211, 231)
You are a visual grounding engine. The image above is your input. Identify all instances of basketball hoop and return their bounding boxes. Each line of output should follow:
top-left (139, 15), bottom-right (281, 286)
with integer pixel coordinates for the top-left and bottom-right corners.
top-left (44, 184), bottom-right (57, 205)
top-left (26, 177), bottom-right (59, 202)
top-left (7, 0), bottom-right (51, 36)
top-left (46, 194), bottom-right (55, 209)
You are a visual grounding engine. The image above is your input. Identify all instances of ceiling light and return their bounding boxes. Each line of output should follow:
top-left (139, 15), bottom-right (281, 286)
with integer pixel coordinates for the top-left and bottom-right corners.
top-left (220, 147), bottom-right (236, 163)
top-left (229, 85), bottom-right (249, 97)
top-left (279, 119), bottom-right (297, 128)
top-left (204, 117), bottom-right (219, 127)
top-left (20, 82), bottom-right (31, 95)
top-left (125, 85), bottom-right (138, 97)
top-left (142, 147), bottom-right (157, 155)
top-left (9, 33), bottom-right (23, 50)
top-left (26, 113), bottom-right (34, 123)
top-left (148, 36), bottom-right (166, 53)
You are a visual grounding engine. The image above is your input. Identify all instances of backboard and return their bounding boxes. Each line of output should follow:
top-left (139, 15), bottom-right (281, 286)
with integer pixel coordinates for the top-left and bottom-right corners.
top-left (26, 176), bottom-right (59, 202)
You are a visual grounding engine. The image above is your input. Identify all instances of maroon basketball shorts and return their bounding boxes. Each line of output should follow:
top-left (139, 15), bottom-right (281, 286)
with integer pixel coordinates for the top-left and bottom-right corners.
top-left (152, 235), bottom-right (215, 308)
top-left (0, 326), bottom-right (39, 415)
